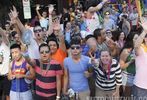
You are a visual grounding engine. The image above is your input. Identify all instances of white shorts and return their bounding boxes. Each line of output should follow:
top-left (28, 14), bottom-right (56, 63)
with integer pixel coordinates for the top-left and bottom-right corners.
top-left (10, 90), bottom-right (33, 100)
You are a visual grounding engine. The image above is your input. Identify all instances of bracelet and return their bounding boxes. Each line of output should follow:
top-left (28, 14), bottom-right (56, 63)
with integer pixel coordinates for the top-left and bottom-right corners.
top-left (56, 96), bottom-right (60, 99)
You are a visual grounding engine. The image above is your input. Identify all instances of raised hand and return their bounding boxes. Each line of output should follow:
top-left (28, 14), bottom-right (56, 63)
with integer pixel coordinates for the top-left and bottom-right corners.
top-left (8, 13), bottom-right (17, 25)
top-left (139, 17), bottom-right (147, 33)
top-left (53, 17), bottom-right (61, 31)
top-left (48, 4), bottom-right (54, 14)
top-left (36, 4), bottom-right (40, 10)
top-left (10, 6), bottom-right (18, 19)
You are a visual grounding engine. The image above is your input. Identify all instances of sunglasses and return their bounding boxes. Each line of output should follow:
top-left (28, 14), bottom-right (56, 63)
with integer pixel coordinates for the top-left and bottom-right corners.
top-left (71, 45), bottom-right (81, 50)
top-left (105, 12), bottom-right (110, 15)
top-left (40, 51), bottom-right (49, 54)
top-left (34, 29), bottom-right (42, 33)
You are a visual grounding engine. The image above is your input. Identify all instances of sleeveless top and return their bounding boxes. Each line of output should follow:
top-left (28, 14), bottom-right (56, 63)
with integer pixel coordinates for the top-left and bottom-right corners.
top-left (11, 61), bottom-right (29, 92)
top-left (125, 50), bottom-right (136, 75)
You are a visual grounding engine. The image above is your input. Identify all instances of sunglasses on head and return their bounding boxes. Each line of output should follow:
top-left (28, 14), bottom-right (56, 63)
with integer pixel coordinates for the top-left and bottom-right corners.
top-left (71, 45), bottom-right (81, 50)
top-left (34, 29), bottom-right (42, 33)
top-left (40, 51), bottom-right (49, 54)
top-left (105, 12), bottom-right (110, 15)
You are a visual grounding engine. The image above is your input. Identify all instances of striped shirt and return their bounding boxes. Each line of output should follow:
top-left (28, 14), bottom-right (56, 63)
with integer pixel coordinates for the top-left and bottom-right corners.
top-left (35, 59), bottom-right (63, 98)
top-left (94, 59), bottom-right (122, 91)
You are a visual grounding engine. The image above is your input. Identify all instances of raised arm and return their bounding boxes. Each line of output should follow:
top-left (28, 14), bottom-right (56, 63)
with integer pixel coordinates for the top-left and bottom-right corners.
top-left (0, 27), bottom-right (9, 46)
top-left (58, 33), bottom-right (67, 52)
top-left (9, 6), bottom-right (26, 35)
top-left (46, 5), bottom-right (54, 36)
top-left (134, 18), bottom-right (147, 51)
top-left (88, 0), bottom-right (108, 12)
top-left (36, 4), bottom-right (42, 19)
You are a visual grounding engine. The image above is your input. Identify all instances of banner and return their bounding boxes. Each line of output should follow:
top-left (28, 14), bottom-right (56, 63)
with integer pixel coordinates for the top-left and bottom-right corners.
top-left (22, 0), bottom-right (31, 19)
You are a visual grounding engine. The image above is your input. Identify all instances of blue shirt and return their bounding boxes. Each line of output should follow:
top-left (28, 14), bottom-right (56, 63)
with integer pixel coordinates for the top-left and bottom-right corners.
top-left (80, 22), bottom-right (87, 31)
top-left (64, 55), bottom-right (91, 92)
top-left (103, 19), bottom-right (116, 30)
top-left (65, 31), bottom-right (71, 44)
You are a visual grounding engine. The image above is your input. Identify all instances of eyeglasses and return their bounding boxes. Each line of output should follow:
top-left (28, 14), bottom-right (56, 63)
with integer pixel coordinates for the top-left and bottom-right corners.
top-left (71, 45), bottom-right (81, 50)
top-left (40, 51), bottom-right (49, 54)
top-left (34, 29), bottom-right (42, 33)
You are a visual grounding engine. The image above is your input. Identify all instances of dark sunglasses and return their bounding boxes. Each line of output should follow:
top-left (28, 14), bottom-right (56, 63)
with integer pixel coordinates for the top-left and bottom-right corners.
top-left (71, 45), bottom-right (81, 50)
top-left (40, 51), bottom-right (49, 54)
top-left (34, 29), bottom-right (42, 33)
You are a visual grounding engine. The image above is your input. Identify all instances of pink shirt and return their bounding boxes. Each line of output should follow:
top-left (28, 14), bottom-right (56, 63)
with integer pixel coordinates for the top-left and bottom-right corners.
top-left (134, 45), bottom-right (147, 89)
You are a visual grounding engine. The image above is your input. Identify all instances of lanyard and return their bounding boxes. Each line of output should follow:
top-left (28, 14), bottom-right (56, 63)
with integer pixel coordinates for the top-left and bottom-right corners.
top-left (107, 63), bottom-right (111, 80)
top-left (39, 59), bottom-right (50, 76)
top-left (101, 61), bottom-right (111, 80)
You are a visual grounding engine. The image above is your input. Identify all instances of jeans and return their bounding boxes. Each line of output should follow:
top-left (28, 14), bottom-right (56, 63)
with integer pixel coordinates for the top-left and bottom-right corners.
top-left (132, 85), bottom-right (147, 100)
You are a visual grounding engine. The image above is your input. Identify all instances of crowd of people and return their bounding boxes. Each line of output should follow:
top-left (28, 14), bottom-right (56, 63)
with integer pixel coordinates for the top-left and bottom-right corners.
top-left (0, 0), bottom-right (147, 100)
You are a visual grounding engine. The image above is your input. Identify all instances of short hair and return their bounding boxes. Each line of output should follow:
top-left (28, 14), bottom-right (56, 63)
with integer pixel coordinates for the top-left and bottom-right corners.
top-left (10, 43), bottom-right (21, 50)
top-left (85, 34), bottom-right (95, 42)
top-left (11, 31), bottom-right (17, 37)
top-left (93, 29), bottom-right (103, 39)
top-left (122, 15), bottom-right (127, 19)
top-left (39, 43), bottom-right (50, 52)
top-left (33, 25), bottom-right (42, 32)
top-left (100, 49), bottom-right (111, 56)
top-left (46, 37), bottom-right (59, 49)
top-left (70, 36), bottom-right (81, 46)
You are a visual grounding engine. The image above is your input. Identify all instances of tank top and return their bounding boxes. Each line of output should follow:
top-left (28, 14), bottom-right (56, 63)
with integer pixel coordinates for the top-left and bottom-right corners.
top-left (125, 50), bottom-right (136, 75)
top-left (11, 61), bottom-right (29, 92)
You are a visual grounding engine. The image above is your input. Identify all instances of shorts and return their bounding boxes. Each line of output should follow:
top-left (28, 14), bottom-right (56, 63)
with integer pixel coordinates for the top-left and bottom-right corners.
top-left (10, 90), bottom-right (33, 100)
top-left (0, 75), bottom-right (11, 96)
top-left (122, 71), bottom-right (134, 86)
top-left (132, 85), bottom-right (147, 100)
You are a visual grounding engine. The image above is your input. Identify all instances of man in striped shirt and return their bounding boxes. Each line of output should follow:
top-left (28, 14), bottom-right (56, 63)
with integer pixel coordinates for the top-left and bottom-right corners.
top-left (27, 43), bottom-right (63, 100)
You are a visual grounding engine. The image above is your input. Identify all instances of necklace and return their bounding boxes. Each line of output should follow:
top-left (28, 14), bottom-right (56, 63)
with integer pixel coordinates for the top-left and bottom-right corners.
top-left (39, 59), bottom-right (51, 76)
